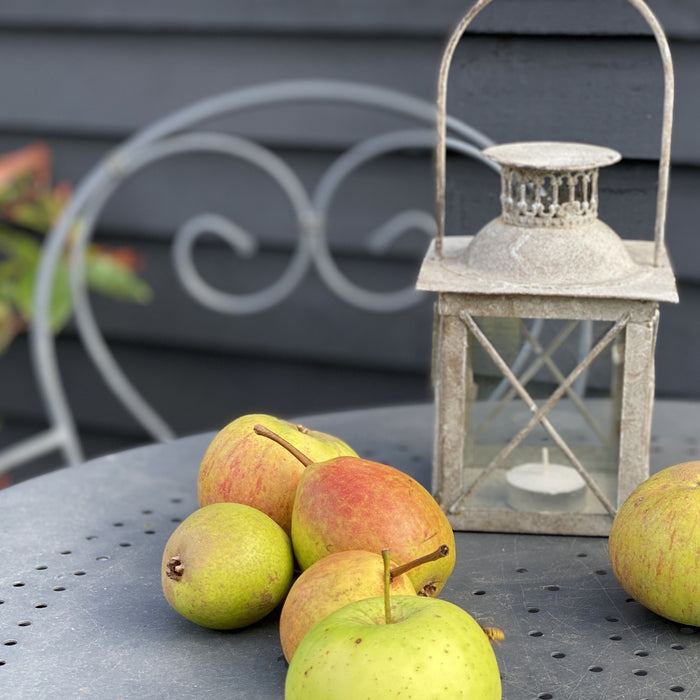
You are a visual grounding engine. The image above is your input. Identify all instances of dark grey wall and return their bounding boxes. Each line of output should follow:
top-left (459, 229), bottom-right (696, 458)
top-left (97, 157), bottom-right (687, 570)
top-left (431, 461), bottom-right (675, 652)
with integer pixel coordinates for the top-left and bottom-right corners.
top-left (0, 1), bottom-right (698, 478)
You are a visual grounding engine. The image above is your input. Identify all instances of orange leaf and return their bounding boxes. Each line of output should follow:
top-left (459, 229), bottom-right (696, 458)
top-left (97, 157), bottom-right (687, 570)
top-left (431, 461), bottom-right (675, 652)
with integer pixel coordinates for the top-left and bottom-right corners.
top-left (0, 141), bottom-right (52, 190)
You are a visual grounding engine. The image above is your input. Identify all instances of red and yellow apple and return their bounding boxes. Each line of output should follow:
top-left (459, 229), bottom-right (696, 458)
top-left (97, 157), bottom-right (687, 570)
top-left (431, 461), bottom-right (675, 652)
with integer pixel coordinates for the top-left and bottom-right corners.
top-left (608, 461), bottom-right (700, 626)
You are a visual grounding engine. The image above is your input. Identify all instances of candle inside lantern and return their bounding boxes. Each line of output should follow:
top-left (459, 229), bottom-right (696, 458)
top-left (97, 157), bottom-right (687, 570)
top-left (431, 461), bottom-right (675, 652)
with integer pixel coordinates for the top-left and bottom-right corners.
top-left (505, 448), bottom-right (587, 512)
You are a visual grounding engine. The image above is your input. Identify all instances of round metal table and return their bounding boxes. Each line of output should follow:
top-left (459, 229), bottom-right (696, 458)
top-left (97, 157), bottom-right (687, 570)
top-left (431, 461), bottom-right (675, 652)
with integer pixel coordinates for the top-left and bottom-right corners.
top-left (1, 402), bottom-right (698, 699)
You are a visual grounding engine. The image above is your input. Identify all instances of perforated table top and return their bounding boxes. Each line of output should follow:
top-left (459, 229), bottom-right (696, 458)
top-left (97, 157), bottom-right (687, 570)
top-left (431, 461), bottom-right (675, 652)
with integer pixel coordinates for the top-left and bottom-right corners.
top-left (1, 402), bottom-right (698, 699)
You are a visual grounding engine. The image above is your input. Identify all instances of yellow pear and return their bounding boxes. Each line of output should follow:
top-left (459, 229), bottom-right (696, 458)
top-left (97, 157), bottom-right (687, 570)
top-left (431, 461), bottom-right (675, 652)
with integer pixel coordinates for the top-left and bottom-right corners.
top-left (161, 503), bottom-right (294, 629)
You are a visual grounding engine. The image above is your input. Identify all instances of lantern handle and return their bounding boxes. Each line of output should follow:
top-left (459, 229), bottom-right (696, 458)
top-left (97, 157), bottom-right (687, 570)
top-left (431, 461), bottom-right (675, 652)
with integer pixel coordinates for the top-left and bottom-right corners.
top-left (435, 0), bottom-right (674, 267)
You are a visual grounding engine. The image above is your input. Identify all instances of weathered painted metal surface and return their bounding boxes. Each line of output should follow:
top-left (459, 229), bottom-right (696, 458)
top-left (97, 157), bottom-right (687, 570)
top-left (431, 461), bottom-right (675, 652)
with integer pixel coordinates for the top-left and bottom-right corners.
top-left (419, 0), bottom-right (678, 536)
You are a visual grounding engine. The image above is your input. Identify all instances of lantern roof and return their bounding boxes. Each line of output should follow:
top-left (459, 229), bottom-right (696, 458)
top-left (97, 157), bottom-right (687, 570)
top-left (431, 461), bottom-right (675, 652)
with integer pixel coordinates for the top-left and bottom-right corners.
top-left (416, 236), bottom-right (678, 303)
top-left (418, 139), bottom-right (678, 304)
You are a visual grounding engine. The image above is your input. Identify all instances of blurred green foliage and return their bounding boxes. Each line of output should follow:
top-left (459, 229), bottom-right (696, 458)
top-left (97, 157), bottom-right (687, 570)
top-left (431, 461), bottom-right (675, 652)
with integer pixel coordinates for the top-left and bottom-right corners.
top-left (0, 142), bottom-right (151, 354)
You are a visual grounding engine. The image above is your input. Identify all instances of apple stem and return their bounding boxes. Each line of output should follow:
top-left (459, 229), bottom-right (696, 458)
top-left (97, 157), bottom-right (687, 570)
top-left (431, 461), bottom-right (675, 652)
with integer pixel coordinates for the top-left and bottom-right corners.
top-left (389, 544), bottom-right (450, 581)
top-left (482, 626), bottom-right (505, 645)
top-left (253, 424), bottom-right (313, 467)
top-left (382, 548), bottom-right (392, 625)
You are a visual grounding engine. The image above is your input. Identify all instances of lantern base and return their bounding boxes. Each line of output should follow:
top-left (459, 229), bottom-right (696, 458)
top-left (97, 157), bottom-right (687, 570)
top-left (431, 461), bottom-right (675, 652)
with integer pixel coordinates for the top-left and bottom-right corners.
top-left (432, 397), bottom-right (638, 536)
top-left (442, 506), bottom-right (615, 537)
top-left (457, 463), bottom-right (617, 514)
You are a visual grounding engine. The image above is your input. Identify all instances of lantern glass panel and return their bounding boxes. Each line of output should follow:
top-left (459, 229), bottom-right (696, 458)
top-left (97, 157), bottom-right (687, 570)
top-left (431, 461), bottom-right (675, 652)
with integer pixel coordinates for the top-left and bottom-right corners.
top-left (461, 314), bottom-right (624, 515)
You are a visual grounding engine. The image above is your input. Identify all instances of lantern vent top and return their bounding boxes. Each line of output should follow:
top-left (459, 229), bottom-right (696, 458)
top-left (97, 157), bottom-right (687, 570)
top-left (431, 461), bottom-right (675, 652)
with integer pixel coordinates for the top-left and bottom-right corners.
top-left (484, 141), bottom-right (621, 230)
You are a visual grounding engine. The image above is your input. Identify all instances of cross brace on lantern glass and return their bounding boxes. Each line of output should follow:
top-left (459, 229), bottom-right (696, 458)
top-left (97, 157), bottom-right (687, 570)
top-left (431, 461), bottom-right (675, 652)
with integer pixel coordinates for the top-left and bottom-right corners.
top-left (423, 288), bottom-right (661, 536)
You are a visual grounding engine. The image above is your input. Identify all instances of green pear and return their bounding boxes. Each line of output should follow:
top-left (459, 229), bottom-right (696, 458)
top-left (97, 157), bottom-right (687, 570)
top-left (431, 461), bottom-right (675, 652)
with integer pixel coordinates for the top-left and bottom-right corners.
top-left (285, 551), bottom-right (501, 699)
top-left (254, 425), bottom-right (456, 597)
top-left (198, 413), bottom-right (357, 535)
top-left (161, 502), bottom-right (294, 629)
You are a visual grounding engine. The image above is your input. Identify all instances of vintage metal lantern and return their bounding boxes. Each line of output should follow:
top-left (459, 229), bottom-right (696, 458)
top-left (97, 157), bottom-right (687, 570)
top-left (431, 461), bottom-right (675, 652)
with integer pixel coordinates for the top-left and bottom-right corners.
top-left (417, 0), bottom-right (678, 535)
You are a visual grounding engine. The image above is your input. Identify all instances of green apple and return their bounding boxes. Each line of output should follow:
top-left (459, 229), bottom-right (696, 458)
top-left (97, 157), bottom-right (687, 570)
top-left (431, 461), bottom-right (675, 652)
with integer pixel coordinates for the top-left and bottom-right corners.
top-left (279, 549), bottom-right (419, 663)
top-left (198, 413), bottom-right (357, 535)
top-left (254, 425), bottom-right (456, 597)
top-left (609, 461), bottom-right (700, 626)
top-left (161, 502), bottom-right (294, 629)
top-left (285, 594), bottom-right (502, 699)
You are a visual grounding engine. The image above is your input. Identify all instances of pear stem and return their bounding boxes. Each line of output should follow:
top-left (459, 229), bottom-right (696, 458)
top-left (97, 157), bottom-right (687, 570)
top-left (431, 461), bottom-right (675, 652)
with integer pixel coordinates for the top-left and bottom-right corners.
top-left (382, 548), bottom-right (392, 625)
top-left (389, 544), bottom-right (450, 581)
top-left (253, 424), bottom-right (313, 467)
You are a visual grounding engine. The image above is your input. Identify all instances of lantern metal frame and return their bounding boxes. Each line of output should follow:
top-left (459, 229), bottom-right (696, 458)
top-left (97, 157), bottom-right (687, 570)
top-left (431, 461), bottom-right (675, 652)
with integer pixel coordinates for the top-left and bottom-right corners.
top-left (417, 0), bottom-right (679, 536)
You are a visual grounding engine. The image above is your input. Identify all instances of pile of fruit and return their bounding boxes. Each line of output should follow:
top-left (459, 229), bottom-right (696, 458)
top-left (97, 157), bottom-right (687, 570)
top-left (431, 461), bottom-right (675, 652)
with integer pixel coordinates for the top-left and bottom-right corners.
top-left (160, 413), bottom-right (502, 699)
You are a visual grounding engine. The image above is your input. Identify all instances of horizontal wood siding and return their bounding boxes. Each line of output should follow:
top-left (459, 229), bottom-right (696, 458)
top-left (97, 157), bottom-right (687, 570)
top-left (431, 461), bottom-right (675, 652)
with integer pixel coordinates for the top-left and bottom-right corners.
top-left (1, 31), bottom-right (697, 162)
top-left (0, 1), bottom-right (697, 478)
top-left (0, 1), bottom-right (697, 39)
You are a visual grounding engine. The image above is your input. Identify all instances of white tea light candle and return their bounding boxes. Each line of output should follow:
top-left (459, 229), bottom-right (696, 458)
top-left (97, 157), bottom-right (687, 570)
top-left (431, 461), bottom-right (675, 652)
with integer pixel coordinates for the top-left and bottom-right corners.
top-left (506, 448), bottom-right (587, 512)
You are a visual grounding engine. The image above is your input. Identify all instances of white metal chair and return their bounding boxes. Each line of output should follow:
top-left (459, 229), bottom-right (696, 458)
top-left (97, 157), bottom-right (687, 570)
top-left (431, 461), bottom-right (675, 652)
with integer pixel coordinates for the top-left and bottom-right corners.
top-left (0, 79), bottom-right (501, 476)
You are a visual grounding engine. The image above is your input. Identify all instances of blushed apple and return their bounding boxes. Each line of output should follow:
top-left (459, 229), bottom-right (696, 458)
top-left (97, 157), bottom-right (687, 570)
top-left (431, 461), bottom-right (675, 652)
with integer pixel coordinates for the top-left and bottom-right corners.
top-left (608, 461), bottom-right (700, 626)
top-left (279, 548), bottom-right (450, 662)
top-left (198, 414), bottom-right (357, 535)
